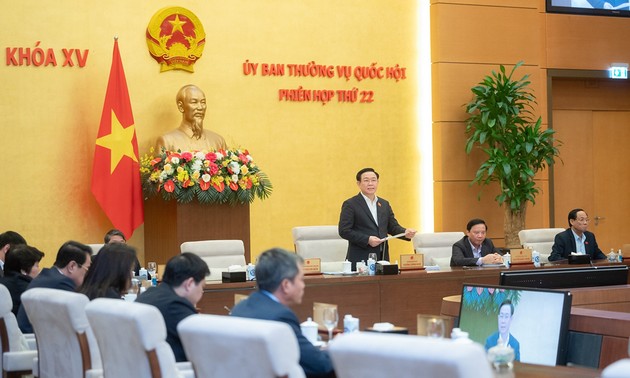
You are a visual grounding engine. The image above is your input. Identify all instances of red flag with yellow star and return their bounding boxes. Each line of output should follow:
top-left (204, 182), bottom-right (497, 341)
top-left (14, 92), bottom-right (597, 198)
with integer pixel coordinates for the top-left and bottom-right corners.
top-left (91, 39), bottom-right (143, 238)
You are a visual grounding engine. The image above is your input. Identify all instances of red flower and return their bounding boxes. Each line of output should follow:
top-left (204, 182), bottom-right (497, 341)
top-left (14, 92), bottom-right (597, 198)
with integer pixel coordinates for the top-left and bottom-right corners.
top-left (212, 182), bottom-right (225, 192)
top-left (150, 157), bottom-right (162, 166)
top-left (208, 163), bottom-right (219, 175)
top-left (239, 153), bottom-right (248, 164)
top-left (181, 152), bottom-right (193, 161)
top-left (182, 180), bottom-right (192, 188)
top-left (164, 180), bottom-right (175, 193)
top-left (205, 152), bottom-right (217, 162)
top-left (245, 178), bottom-right (253, 189)
top-left (199, 181), bottom-right (211, 191)
top-left (229, 182), bottom-right (239, 191)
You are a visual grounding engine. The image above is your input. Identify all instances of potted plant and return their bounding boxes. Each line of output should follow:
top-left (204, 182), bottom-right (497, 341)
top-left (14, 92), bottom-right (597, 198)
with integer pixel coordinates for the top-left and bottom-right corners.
top-left (464, 61), bottom-right (561, 248)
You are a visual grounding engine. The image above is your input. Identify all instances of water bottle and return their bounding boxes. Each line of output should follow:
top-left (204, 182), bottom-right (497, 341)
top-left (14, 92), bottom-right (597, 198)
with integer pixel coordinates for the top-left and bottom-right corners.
top-left (139, 267), bottom-right (148, 281)
top-left (343, 314), bottom-right (359, 333)
top-left (532, 250), bottom-right (540, 268)
top-left (246, 263), bottom-right (256, 281)
top-left (502, 252), bottom-right (511, 268)
top-left (368, 258), bottom-right (376, 276)
top-left (618, 249), bottom-right (624, 263)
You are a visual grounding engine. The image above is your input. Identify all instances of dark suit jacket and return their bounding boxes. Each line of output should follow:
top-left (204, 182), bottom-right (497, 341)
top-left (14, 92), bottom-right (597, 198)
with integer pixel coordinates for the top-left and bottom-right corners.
top-left (485, 331), bottom-right (521, 361)
top-left (549, 228), bottom-right (605, 261)
top-left (17, 267), bottom-right (76, 333)
top-left (338, 193), bottom-right (407, 264)
top-left (136, 283), bottom-right (196, 362)
top-left (231, 291), bottom-right (334, 377)
top-left (450, 236), bottom-right (497, 266)
top-left (0, 272), bottom-right (32, 315)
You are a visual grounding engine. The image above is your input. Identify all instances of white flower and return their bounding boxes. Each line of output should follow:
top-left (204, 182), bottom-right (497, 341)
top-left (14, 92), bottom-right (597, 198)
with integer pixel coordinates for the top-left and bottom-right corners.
top-left (215, 152), bottom-right (224, 160)
top-left (247, 154), bottom-right (253, 162)
top-left (191, 160), bottom-right (202, 172)
top-left (194, 151), bottom-right (205, 160)
top-left (228, 161), bottom-right (241, 175)
top-left (202, 174), bottom-right (211, 183)
top-left (231, 174), bottom-right (239, 183)
top-left (171, 157), bottom-right (180, 165)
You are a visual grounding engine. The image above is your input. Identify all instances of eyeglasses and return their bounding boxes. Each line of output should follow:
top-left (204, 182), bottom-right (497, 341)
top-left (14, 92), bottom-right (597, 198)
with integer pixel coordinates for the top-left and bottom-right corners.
top-left (575, 218), bottom-right (590, 223)
top-left (78, 263), bottom-right (89, 272)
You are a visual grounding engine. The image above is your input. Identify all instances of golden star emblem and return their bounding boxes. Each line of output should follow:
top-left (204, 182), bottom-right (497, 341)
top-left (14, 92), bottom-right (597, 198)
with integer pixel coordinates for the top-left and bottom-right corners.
top-left (96, 110), bottom-right (138, 174)
top-left (169, 14), bottom-right (186, 34)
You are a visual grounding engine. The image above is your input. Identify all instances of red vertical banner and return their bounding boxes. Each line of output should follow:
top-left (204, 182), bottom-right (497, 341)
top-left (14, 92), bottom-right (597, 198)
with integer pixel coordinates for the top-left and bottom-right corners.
top-left (91, 39), bottom-right (144, 238)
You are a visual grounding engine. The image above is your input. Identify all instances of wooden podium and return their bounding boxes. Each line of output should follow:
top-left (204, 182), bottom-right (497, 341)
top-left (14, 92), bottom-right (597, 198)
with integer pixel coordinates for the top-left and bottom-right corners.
top-left (143, 196), bottom-right (250, 265)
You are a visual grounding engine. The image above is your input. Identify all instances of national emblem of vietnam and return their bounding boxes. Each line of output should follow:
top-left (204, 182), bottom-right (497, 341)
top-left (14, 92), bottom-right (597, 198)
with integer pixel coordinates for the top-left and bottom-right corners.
top-left (146, 7), bottom-right (205, 72)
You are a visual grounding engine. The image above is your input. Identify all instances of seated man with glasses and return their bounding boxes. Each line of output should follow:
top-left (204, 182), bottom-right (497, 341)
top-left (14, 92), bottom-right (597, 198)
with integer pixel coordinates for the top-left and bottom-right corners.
top-left (549, 208), bottom-right (606, 261)
top-left (17, 240), bottom-right (92, 333)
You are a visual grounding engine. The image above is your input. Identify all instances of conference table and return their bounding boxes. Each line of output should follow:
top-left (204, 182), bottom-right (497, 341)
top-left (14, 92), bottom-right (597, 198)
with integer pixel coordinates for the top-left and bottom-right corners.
top-left (199, 260), bottom-right (630, 334)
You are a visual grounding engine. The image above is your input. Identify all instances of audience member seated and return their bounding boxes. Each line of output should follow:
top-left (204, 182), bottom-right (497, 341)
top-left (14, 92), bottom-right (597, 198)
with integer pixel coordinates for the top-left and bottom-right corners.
top-left (135, 252), bottom-right (209, 363)
top-left (0, 231), bottom-right (27, 277)
top-left (549, 208), bottom-right (606, 262)
top-left (78, 243), bottom-right (136, 300)
top-left (0, 244), bottom-right (44, 314)
top-left (451, 218), bottom-right (503, 267)
top-left (103, 228), bottom-right (145, 276)
top-left (231, 248), bottom-right (335, 378)
top-left (17, 240), bottom-right (92, 333)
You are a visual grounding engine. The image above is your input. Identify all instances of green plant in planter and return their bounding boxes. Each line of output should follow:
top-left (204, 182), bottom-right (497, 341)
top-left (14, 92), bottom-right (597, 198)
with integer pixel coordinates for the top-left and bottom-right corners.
top-left (464, 61), bottom-right (561, 248)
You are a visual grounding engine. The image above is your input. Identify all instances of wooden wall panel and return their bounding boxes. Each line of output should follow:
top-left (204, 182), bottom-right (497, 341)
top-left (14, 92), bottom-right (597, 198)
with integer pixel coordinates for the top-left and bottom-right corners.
top-left (431, 4), bottom-right (539, 64)
top-left (432, 63), bottom-right (544, 123)
top-left (545, 13), bottom-right (630, 70)
top-left (432, 0), bottom-right (534, 7)
top-left (553, 78), bottom-right (630, 111)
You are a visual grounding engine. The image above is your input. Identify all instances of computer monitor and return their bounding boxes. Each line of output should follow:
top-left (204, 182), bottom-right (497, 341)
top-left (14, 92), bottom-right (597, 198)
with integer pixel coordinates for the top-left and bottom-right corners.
top-left (499, 265), bottom-right (629, 289)
top-left (458, 284), bottom-right (572, 366)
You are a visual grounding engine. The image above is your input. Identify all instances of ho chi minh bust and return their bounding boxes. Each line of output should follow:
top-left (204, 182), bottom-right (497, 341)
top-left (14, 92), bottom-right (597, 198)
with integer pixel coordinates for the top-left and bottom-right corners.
top-left (155, 84), bottom-right (227, 152)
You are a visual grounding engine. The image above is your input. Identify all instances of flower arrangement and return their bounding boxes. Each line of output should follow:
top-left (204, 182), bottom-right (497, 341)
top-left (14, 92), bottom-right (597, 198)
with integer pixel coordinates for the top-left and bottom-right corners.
top-left (140, 148), bottom-right (272, 205)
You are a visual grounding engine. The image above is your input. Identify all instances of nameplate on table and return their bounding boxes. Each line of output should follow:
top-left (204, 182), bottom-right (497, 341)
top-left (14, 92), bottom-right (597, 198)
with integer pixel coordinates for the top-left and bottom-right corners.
top-left (510, 249), bottom-right (532, 265)
top-left (303, 258), bottom-right (322, 275)
top-left (399, 254), bottom-right (424, 270)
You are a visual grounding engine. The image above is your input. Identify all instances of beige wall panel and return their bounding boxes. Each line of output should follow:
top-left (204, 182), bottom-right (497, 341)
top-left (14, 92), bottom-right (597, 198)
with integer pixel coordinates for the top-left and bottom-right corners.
top-left (433, 63), bottom-right (543, 123)
top-left (431, 0), bottom-right (535, 7)
top-left (435, 181), bottom-right (550, 244)
top-left (552, 78), bottom-right (630, 111)
top-left (433, 121), bottom-right (485, 181)
top-left (432, 4), bottom-right (539, 64)
top-left (545, 13), bottom-right (630, 70)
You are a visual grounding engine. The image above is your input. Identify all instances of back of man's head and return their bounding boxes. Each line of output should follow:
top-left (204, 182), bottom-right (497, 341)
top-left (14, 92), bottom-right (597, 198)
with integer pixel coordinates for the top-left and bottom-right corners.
top-left (256, 248), bottom-right (303, 293)
top-left (5, 244), bottom-right (44, 274)
top-left (0, 231), bottom-right (27, 250)
top-left (54, 241), bottom-right (91, 268)
top-left (162, 253), bottom-right (209, 287)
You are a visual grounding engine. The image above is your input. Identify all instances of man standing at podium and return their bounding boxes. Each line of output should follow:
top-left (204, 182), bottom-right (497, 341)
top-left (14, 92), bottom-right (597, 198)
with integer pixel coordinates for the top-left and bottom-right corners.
top-left (156, 84), bottom-right (227, 152)
top-left (338, 168), bottom-right (416, 267)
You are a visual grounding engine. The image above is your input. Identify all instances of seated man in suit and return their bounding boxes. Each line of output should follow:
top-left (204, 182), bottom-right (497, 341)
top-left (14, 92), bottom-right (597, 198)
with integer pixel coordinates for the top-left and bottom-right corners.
top-left (485, 299), bottom-right (521, 361)
top-left (231, 248), bottom-right (335, 378)
top-left (136, 253), bottom-right (209, 362)
top-left (0, 230), bottom-right (27, 277)
top-left (450, 218), bottom-right (503, 266)
top-left (549, 208), bottom-right (606, 261)
top-left (17, 240), bottom-right (92, 333)
top-left (338, 167), bottom-right (416, 268)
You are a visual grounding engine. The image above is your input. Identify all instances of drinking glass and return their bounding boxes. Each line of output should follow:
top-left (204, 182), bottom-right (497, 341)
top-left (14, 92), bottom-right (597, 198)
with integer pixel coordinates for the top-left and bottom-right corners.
top-left (323, 307), bottom-right (338, 342)
top-left (426, 318), bottom-right (445, 338)
top-left (368, 253), bottom-right (377, 262)
top-left (147, 261), bottom-right (157, 279)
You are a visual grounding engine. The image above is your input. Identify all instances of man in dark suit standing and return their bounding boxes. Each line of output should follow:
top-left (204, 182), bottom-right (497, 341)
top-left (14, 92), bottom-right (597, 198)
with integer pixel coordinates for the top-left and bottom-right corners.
top-left (136, 253), bottom-right (209, 362)
top-left (549, 208), bottom-right (605, 261)
top-left (450, 218), bottom-right (503, 266)
top-left (17, 240), bottom-right (92, 333)
top-left (338, 168), bottom-right (416, 267)
top-left (231, 248), bottom-right (335, 378)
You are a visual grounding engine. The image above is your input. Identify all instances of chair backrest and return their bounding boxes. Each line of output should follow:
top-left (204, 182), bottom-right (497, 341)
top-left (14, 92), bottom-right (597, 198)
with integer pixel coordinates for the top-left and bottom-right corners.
top-left (178, 314), bottom-right (305, 378)
top-left (0, 284), bottom-right (31, 369)
top-left (518, 228), bottom-right (565, 263)
top-left (21, 288), bottom-right (101, 378)
top-left (412, 232), bottom-right (465, 267)
top-left (180, 240), bottom-right (246, 280)
top-left (87, 244), bottom-right (104, 255)
top-left (292, 226), bottom-right (347, 271)
top-left (85, 298), bottom-right (180, 378)
top-left (602, 358), bottom-right (630, 378)
top-left (328, 332), bottom-right (492, 378)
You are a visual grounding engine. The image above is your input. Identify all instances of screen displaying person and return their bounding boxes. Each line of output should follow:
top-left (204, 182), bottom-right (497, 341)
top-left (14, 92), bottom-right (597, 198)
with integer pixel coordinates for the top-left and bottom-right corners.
top-left (338, 167), bottom-right (416, 268)
top-left (450, 218), bottom-right (503, 266)
top-left (485, 299), bottom-right (521, 361)
top-left (156, 84), bottom-right (227, 152)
